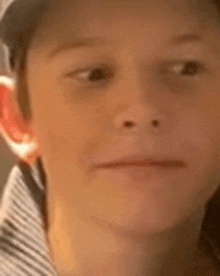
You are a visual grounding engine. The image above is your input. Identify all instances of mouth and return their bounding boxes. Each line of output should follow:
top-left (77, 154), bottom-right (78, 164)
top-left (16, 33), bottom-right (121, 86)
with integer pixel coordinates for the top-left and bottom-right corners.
top-left (94, 157), bottom-right (186, 169)
top-left (92, 156), bottom-right (186, 188)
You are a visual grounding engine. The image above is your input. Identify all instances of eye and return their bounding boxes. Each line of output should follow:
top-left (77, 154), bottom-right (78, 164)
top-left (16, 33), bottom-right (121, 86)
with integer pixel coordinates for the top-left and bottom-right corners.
top-left (171, 61), bottom-right (203, 76)
top-left (66, 67), bottom-right (111, 84)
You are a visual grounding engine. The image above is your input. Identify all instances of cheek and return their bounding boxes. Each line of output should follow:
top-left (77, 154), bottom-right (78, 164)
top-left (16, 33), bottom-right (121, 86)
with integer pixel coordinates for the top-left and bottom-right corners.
top-left (176, 102), bottom-right (220, 182)
top-left (29, 81), bottom-right (110, 168)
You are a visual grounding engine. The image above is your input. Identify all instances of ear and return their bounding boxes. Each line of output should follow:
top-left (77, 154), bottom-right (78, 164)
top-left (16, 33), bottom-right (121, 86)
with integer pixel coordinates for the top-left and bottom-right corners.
top-left (0, 76), bottom-right (39, 165)
top-left (0, 76), bottom-right (30, 142)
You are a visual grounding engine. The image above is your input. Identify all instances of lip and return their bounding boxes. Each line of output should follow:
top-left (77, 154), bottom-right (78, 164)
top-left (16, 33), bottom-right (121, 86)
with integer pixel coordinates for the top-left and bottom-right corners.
top-left (94, 156), bottom-right (186, 169)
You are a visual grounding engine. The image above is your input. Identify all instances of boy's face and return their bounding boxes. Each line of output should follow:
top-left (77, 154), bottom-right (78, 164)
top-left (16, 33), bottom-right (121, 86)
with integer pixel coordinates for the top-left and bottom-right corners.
top-left (26, 0), bottom-right (220, 233)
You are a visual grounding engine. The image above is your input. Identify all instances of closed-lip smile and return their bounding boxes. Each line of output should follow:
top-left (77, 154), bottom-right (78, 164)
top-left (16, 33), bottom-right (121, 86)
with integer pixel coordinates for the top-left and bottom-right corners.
top-left (94, 156), bottom-right (186, 169)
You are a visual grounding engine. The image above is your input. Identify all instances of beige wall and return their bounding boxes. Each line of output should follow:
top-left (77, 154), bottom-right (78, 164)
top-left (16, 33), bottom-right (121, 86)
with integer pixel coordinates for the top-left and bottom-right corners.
top-left (0, 0), bottom-right (15, 199)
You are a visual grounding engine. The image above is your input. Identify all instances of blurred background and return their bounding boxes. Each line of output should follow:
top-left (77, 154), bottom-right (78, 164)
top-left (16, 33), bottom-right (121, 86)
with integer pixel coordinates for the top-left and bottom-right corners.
top-left (0, 0), bottom-right (16, 200)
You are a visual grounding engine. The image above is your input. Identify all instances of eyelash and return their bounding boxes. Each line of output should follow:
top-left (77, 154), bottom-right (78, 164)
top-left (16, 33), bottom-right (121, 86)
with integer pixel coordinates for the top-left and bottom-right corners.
top-left (64, 61), bottom-right (205, 86)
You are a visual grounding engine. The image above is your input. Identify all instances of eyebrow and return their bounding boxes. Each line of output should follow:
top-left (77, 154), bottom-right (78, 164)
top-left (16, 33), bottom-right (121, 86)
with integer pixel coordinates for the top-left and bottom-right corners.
top-left (48, 33), bottom-right (202, 59)
top-left (48, 37), bottom-right (108, 59)
top-left (168, 33), bottom-right (202, 45)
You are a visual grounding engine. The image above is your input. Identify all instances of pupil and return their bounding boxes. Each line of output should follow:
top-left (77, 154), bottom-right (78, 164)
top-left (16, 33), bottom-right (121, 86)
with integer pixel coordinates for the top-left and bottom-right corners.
top-left (89, 69), bottom-right (105, 81)
top-left (182, 62), bottom-right (198, 75)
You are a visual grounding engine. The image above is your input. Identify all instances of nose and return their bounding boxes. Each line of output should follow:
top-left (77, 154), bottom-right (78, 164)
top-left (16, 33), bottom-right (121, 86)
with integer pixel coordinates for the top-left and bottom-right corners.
top-left (110, 60), bottom-right (170, 135)
top-left (113, 104), bottom-right (167, 134)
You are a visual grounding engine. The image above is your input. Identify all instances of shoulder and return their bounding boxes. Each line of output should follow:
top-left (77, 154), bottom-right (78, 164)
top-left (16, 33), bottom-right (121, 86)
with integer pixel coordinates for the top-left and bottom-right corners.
top-left (199, 187), bottom-right (220, 273)
top-left (0, 159), bottom-right (57, 275)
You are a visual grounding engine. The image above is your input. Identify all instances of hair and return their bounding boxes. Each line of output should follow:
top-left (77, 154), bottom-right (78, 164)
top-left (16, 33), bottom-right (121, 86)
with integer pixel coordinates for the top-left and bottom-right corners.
top-left (6, 0), bottom-right (220, 268)
top-left (11, 1), bottom-right (51, 123)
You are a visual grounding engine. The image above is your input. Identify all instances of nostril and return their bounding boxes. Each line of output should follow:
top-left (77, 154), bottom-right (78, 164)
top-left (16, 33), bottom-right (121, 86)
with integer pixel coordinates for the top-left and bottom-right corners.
top-left (152, 120), bottom-right (159, 127)
top-left (123, 121), bottom-right (135, 128)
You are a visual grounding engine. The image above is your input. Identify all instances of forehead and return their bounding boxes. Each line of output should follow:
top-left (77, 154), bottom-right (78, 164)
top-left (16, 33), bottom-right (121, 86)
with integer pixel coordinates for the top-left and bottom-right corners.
top-left (29, 0), bottom-right (220, 52)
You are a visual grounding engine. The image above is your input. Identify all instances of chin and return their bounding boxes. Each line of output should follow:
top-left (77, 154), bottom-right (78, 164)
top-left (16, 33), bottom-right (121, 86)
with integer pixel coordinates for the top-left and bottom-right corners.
top-left (95, 203), bottom-right (200, 239)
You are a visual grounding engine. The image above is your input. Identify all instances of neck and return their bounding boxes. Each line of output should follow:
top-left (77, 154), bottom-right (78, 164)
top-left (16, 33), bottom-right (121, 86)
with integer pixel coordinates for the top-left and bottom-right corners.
top-left (47, 199), bottom-right (206, 276)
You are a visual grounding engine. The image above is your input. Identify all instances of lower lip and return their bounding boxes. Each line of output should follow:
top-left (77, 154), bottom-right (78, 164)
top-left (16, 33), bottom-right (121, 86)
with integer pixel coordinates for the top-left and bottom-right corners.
top-left (95, 164), bottom-right (184, 189)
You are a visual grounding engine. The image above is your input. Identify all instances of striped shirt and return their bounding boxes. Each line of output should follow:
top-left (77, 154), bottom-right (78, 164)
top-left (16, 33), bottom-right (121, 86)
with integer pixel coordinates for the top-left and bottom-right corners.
top-left (0, 158), bottom-right (58, 275)
top-left (0, 157), bottom-right (220, 275)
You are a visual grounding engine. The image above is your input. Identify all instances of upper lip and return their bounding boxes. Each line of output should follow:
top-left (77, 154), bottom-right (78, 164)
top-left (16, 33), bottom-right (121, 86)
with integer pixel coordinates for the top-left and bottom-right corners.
top-left (94, 155), bottom-right (186, 168)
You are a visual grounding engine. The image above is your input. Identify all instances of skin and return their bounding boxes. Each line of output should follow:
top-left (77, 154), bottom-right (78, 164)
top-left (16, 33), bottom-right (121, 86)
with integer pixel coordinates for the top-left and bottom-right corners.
top-left (1, 0), bottom-right (220, 274)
